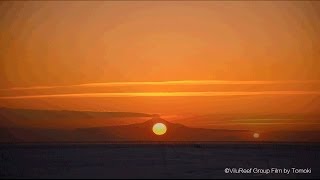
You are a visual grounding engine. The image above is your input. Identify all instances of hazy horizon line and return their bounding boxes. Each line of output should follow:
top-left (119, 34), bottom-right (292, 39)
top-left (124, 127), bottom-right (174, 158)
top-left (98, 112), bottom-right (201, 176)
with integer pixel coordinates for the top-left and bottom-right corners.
top-left (1, 91), bottom-right (320, 99)
top-left (1, 80), bottom-right (320, 91)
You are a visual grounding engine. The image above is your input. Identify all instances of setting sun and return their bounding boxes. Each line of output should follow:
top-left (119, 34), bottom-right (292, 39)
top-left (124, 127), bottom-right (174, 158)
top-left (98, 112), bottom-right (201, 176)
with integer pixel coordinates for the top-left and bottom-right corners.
top-left (152, 123), bottom-right (167, 136)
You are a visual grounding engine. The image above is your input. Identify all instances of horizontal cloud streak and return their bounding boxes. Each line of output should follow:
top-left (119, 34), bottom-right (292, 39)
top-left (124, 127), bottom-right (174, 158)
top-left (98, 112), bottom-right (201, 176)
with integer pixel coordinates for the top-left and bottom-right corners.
top-left (1, 91), bottom-right (320, 99)
top-left (1, 80), bottom-right (320, 91)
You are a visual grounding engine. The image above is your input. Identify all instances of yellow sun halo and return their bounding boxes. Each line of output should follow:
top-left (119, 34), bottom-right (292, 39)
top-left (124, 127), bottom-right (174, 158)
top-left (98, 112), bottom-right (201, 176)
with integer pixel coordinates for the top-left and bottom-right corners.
top-left (152, 123), bottom-right (167, 135)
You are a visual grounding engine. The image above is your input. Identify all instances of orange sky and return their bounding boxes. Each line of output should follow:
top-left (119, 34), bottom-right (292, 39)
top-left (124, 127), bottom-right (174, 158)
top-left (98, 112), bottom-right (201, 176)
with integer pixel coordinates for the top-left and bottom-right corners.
top-left (0, 1), bottom-right (320, 131)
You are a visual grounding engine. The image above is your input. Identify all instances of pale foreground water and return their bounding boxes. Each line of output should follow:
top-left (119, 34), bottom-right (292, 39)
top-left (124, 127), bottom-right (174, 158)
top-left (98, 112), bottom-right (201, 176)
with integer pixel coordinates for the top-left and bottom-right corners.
top-left (1, 143), bottom-right (320, 179)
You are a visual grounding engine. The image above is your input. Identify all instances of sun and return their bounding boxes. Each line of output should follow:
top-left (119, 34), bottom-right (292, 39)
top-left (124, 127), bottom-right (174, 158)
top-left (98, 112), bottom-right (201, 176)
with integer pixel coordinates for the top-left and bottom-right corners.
top-left (152, 123), bottom-right (167, 135)
top-left (253, 132), bottom-right (260, 139)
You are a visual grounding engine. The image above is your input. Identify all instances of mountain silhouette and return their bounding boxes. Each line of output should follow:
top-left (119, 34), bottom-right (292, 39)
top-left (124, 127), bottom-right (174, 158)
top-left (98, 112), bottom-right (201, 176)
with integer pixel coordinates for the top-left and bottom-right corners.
top-left (1, 108), bottom-right (320, 142)
top-left (75, 117), bottom-right (250, 141)
top-left (0, 117), bottom-right (251, 142)
top-left (0, 107), bottom-right (152, 124)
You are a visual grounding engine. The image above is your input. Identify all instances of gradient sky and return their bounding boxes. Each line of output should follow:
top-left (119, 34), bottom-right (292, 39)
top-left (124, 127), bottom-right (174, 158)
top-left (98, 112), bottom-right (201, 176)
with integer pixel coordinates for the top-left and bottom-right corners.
top-left (0, 1), bottom-right (320, 131)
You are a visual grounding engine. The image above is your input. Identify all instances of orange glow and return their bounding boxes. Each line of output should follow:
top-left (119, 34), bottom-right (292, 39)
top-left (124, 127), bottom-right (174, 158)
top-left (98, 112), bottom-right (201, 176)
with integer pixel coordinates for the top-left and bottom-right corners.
top-left (253, 133), bottom-right (260, 139)
top-left (0, 1), bottom-right (319, 141)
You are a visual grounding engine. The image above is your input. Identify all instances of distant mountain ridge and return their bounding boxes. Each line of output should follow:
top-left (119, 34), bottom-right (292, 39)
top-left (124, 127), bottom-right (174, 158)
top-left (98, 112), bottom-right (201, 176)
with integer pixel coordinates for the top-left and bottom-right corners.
top-left (0, 114), bottom-right (251, 142)
top-left (1, 108), bottom-right (320, 143)
top-left (0, 107), bottom-right (153, 122)
top-left (0, 107), bottom-right (154, 129)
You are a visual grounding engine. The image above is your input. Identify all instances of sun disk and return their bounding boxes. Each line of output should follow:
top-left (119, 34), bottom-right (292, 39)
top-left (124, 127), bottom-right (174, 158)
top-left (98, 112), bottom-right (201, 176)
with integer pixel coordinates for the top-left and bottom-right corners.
top-left (152, 123), bottom-right (167, 135)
